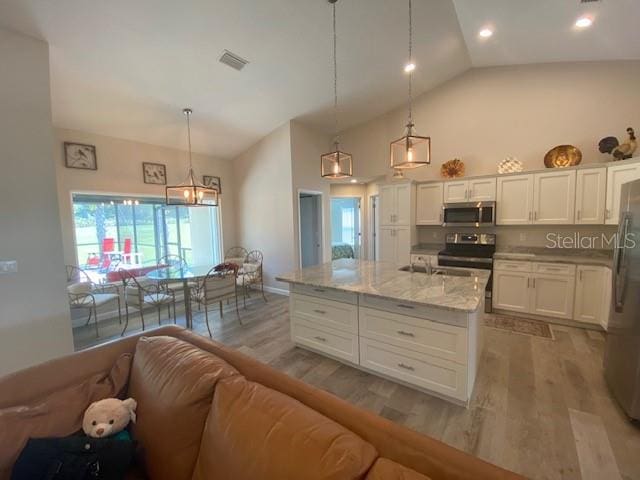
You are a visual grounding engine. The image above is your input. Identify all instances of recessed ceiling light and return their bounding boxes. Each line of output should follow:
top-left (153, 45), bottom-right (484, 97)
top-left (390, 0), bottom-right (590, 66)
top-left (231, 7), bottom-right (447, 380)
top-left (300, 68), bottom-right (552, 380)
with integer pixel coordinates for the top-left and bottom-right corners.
top-left (350, 179), bottom-right (358, 183)
top-left (575, 16), bottom-right (593, 28)
top-left (479, 28), bottom-right (493, 38)
top-left (404, 62), bottom-right (416, 73)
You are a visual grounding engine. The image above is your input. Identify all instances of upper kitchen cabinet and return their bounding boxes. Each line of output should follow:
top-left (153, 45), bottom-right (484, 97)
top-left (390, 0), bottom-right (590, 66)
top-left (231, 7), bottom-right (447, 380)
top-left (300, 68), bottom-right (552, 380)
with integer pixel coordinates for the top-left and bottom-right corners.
top-left (380, 183), bottom-right (414, 226)
top-left (575, 167), bottom-right (607, 224)
top-left (443, 178), bottom-right (496, 203)
top-left (532, 170), bottom-right (576, 224)
top-left (606, 162), bottom-right (640, 224)
top-left (496, 174), bottom-right (534, 225)
top-left (416, 183), bottom-right (443, 225)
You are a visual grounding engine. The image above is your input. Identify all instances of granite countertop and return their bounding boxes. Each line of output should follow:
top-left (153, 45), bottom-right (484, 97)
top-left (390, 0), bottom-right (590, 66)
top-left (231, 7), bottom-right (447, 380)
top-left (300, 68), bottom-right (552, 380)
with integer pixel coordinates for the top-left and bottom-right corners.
top-left (276, 259), bottom-right (489, 313)
top-left (411, 243), bottom-right (443, 255)
top-left (494, 247), bottom-right (613, 267)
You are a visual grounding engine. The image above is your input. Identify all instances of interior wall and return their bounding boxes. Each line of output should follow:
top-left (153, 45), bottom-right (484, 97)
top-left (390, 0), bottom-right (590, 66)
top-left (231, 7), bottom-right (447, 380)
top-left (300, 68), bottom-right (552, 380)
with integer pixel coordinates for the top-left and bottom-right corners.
top-left (232, 122), bottom-right (295, 291)
top-left (54, 128), bottom-right (236, 266)
top-left (290, 121), bottom-right (333, 267)
top-left (0, 28), bottom-right (73, 375)
top-left (340, 61), bottom-right (640, 182)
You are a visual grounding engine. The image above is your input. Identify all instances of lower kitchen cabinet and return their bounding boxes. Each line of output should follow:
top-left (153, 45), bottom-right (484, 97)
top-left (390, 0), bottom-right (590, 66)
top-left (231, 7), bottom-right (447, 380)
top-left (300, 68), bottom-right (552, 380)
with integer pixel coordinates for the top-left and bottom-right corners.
top-left (573, 265), bottom-right (611, 328)
top-left (529, 273), bottom-right (575, 319)
top-left (492, 269), bottom-right (531, 313)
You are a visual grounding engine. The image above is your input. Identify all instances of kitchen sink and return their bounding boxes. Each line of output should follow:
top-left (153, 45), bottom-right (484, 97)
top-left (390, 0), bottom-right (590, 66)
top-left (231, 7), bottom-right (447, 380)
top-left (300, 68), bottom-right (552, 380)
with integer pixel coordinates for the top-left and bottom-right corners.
top-left (398, 265), bottom-right (472, 277)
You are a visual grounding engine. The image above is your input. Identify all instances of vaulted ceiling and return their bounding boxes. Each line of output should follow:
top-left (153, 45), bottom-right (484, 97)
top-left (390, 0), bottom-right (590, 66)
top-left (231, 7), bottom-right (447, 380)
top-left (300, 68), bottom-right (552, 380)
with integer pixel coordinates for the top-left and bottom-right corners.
top-left (1, 0), bottom-right (638, 158)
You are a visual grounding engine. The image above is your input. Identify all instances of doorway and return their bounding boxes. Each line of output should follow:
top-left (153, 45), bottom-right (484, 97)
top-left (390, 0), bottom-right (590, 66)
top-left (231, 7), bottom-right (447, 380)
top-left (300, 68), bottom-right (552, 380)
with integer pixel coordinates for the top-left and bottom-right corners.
top-left (370, 194), bottom-right (379, 261)
top-left (298, 191), bottom-right (323, 268)
top-left (331, 197), bottom-right (361, 259)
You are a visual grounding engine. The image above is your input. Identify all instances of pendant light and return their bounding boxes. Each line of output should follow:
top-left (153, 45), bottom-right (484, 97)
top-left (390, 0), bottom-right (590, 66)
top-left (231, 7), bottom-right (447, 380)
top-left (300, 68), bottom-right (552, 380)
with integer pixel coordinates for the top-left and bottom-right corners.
top-left (321, 0), bottom-right (353, 179)
top-left (390, 0), bottom-right (431, 170)
top-left (166, 108), bottom-right (219, 207)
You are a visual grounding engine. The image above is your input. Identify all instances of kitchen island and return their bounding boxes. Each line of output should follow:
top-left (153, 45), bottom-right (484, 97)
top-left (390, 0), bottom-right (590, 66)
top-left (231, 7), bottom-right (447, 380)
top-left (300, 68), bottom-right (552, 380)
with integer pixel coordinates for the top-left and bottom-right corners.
top-left (276, 259), bottom-right (490, 406)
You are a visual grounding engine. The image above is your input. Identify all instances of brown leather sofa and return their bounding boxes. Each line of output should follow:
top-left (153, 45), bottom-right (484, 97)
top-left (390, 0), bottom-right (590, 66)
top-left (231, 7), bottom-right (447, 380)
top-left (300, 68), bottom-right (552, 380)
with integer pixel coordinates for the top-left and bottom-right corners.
top-left (0, 326), bottom-right (524, 480)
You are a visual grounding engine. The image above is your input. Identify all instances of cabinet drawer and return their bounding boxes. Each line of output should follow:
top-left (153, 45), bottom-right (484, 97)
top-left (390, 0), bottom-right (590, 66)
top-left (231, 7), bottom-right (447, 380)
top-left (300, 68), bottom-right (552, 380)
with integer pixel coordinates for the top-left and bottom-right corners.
top-left (359, 307), bottom-right (467, 364)
top-left (494, 260), bottom-right (533, 272)
top-left (291, 320), bottom-right (358, 364)
top-left (533, 263), bottom-right (576, 276)
top-left (290, 283), bottom-right (358, 305)
top-left (360, 294), bottom-right (468, 327)
top-left (360, 338), bottom-right (467, 401)
top-left (290, 294), bottom-right (357, 334)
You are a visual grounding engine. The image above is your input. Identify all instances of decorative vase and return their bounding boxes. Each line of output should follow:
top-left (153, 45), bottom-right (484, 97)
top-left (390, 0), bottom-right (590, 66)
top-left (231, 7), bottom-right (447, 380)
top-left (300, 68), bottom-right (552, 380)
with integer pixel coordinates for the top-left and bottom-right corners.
top-left (497, 156), bottom-right (523, 174)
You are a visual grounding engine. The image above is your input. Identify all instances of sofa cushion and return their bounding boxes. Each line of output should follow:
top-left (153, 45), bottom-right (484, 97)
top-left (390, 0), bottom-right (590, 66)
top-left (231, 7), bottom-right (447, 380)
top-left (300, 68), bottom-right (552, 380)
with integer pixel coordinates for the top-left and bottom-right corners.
top-left (192, 376), bottom-right (378, 480)
top-left (127, 336), bottom-right (239, 480)
top-left (366, 458), bottom-right (432, 480)
top-left (0, 353), bottom-right (131, 480)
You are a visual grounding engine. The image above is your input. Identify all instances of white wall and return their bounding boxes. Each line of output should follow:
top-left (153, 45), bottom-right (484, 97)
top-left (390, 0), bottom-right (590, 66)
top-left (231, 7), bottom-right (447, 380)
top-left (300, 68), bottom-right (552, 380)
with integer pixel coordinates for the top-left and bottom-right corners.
top-left (54, 128), bottom-right (236, 266)
top-left (0, 28), bottom-right (73, 375)
top-left (232, 122), bottom-right (295, 290)
top-left (341, 61), bottom-right (640, 182)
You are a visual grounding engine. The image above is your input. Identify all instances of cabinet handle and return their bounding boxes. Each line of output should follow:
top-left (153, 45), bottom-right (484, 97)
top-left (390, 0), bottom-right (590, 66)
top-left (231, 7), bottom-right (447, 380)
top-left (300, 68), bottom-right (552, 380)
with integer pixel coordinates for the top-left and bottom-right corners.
top-left (313, 288), bottom-right (326, 293)
top-left (396, 304), bottom-right (415, 310)
top-left (605, 209), bottom-right (610, 219)
top-left (396, 330), bottom-right (415, 337)
top-left (397, 363), bottom-right (415, 371)
top-left (529, 211), bottom-right (532, 221)
top-left (527, 277), bottom-right (530, 288)
top-left (439, 211), bottom-right (443, 223)
top-left (313, 309), bottom-right (326, 315)
top-left (577, 210), bottom-right (581, 221)
top-left (532, 278), bottom-right (536, 288)
top-left (579, 270), bottom-right (583, 281)
top-left (314, 336), bottom-right (327, 342)
top-left (534, 211), bottom-right (538, 221)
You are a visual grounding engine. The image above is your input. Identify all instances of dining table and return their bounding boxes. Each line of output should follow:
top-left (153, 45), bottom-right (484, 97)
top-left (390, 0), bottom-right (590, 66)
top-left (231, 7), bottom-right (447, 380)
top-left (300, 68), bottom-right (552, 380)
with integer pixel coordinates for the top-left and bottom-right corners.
top-left (146, 264), bottom-right (213, 329)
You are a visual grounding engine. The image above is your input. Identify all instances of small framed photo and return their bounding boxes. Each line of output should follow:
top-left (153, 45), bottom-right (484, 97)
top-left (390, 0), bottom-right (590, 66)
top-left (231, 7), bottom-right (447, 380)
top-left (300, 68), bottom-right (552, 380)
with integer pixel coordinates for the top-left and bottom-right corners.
top-left (142, 162), bottom-right (167, 185)
top-left (64, 142), bottom-right (97, 170)
top-left (203, 175), bottom-right (222, 193)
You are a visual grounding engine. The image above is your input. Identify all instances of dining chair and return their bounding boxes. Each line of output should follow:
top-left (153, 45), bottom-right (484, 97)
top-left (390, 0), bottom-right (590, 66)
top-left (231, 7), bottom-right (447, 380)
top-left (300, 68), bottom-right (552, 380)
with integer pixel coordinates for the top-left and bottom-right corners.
top-left (236, 250), bottom-right (267, 307)
top-left (157, 254), bottom-right (190, 294)
top-left (191, 267), bottom-right (241, 338)
top-left (67, 281), bottom-right (122, 338)
top-left (224, 246), bottom-right (248, 267)
top-left (66, 264), bottom-right (122, 324)
top-left (119, 269), bottom-right (176, 336)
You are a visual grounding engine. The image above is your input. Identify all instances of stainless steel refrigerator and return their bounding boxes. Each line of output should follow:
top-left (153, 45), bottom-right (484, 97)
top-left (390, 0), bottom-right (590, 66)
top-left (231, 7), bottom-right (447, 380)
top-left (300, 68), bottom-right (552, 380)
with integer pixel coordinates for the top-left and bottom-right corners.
top-left (604, 179), bottom-right (640, 420)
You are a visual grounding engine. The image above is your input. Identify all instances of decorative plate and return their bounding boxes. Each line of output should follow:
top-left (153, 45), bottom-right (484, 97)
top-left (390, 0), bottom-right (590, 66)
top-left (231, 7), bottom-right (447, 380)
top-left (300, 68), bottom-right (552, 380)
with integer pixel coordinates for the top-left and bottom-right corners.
top-left (440, 159), bottom-right (465, 178)
top-left (497, 156), bottom-right (523, 174)
top-left (544, 145), bottom-right (582, 168)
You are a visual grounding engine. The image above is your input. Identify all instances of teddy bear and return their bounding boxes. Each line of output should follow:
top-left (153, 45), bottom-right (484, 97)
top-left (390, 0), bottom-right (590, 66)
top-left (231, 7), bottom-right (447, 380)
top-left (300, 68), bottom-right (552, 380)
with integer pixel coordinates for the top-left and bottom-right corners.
top-left (82, 397), bottom-right (137, 441)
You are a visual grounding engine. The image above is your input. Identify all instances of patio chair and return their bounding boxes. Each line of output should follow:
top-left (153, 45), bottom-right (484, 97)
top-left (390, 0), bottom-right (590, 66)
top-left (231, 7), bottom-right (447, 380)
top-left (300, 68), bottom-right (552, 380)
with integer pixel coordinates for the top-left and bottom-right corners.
top-left (191, 267), bottom-right (241, 338)
top-left (119, 269), bottom-right (176, 336)
top-left (121, 238), bottom-right (143, 265)
top-left (236, 250), bottom-right (267, 307)
top-left (67, 281), bottom-right (122, 338)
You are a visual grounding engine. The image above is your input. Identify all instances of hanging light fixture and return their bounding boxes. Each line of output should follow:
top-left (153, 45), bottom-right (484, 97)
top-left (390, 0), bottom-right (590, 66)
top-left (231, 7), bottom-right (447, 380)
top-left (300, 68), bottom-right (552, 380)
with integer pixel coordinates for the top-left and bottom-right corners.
top-left (321, 0), bottom-right (353, 179)
top-left (166, 108), bottom-right (219, 207)
top-left (390, 0), bottom-right (430, 170)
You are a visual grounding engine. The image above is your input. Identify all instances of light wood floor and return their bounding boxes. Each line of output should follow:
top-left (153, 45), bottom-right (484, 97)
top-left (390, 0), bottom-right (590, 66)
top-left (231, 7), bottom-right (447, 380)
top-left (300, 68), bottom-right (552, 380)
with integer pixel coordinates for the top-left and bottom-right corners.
top-left (73, 292), bottom-right (640, 480)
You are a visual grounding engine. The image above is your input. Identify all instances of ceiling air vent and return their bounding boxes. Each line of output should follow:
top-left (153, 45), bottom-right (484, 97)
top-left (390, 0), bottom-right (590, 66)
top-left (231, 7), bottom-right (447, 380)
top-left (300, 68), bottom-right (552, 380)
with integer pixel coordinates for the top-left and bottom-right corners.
top-left (219, 50), bottom-right (249, 71)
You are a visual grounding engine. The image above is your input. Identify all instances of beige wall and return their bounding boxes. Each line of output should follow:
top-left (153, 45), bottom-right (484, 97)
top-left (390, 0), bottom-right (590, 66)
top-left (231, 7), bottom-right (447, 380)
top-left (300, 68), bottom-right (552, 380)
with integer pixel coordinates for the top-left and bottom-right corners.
top-left (290, 121), bottom-right (333, 267)
top-left (54, 128), bottom-right (236, 266)
top-left (0, 28), bottom-right (73, 375)
top-left (232, 122), bottom-right (295, 290)
top-left (341, 61), bottom-right (640, 182)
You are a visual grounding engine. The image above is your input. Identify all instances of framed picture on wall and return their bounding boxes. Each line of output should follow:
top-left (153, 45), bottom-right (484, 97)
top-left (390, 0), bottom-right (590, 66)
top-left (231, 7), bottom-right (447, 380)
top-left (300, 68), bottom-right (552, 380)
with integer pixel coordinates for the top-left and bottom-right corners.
top-left (203, 175), bottom-right (221, 193)
top-left (64, 142), bottom-right (97, 170)
top-left (142, 162), bottom-right (167, 185)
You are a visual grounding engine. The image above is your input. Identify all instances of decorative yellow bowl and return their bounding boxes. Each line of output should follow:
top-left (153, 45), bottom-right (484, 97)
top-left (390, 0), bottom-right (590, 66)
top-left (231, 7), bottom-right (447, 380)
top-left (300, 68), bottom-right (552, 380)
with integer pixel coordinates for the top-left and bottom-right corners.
top-left (544, 145), bottom-right (582, 168)
top-left (441, 159), bottom-right (465, 178)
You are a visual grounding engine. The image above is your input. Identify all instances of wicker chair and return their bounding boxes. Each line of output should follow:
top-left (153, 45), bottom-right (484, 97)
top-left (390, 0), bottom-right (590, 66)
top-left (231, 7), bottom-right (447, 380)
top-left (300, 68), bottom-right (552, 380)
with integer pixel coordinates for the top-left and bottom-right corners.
top-left (119, 269), bottom-right (176, 336)
top-left (191, 267), bottom-right (241, 337)
top-left (236, 250), bottom-right (267, 307)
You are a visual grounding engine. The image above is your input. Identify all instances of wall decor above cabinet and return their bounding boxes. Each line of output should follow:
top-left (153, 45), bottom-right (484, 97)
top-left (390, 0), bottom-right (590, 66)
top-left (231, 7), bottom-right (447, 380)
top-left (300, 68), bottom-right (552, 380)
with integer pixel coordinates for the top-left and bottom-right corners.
top-left (440, 159), bottom-right (465, 178)
top-left (543, 145), bottom-right (582, 168)
top-left (497, 156), bottom-right (523, 174)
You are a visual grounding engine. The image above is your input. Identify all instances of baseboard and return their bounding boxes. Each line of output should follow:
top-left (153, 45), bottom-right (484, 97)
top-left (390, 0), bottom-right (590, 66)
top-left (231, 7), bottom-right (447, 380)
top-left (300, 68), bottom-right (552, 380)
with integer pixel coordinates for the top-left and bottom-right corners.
top-left (263, 285), bottom-right (290, 296)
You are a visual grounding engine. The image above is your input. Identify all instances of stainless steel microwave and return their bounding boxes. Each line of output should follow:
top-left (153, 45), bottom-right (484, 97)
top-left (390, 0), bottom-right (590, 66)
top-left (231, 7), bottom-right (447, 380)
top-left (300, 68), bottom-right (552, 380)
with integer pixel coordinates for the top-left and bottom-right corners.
top-left (442, 202), bottom-right (496, 227)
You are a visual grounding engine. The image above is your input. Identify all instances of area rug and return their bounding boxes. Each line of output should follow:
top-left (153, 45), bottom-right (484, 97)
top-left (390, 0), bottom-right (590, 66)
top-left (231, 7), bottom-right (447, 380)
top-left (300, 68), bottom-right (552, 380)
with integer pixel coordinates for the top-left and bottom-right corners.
top-left (483, 314), bottom-right (554, 339)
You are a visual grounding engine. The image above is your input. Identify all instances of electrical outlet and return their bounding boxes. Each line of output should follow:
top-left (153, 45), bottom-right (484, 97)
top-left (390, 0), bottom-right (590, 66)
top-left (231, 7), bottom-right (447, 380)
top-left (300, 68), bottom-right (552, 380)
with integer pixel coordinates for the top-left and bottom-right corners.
top-left (519, 233), bottom-right (527, 242)
top-left (0, 260), bottom-right (18, 274)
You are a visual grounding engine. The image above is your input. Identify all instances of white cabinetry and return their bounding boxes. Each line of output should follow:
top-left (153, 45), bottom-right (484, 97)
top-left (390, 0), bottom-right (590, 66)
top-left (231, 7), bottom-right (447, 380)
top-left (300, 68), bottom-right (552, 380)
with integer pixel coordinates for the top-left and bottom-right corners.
top-left (496, 174), bottom-right (534, 225)
top-left (443, 178), bottom-right (496, 203)
top-left (493, 260), bottom-right (577, 320)
top-left (573, 266), bottom-right (611, 328)
top-left (380, 183), bottom-right (415, 266)
top-left (606, 163), bottom-right (640, 224)
top-left (575, 168), bottom-right (607, 224)
top-left (496, 171), bottom-right (576, 225)
top-left (416, 183), bottom-right (443, 225)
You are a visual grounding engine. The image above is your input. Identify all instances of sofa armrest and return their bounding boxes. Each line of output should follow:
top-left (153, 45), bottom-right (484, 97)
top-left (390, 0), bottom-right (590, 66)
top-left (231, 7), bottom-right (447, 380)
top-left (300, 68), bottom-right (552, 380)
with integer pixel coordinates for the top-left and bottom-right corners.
top-left (0, 325), bottom-right (184, 409)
